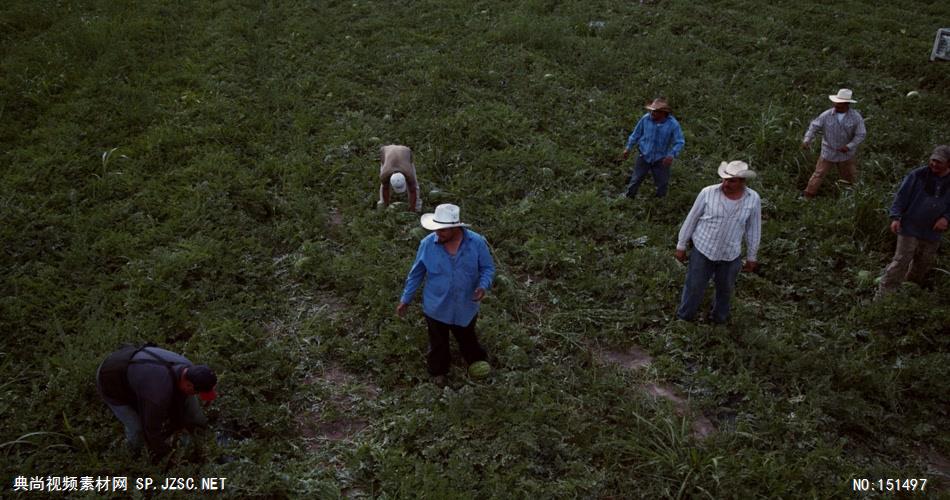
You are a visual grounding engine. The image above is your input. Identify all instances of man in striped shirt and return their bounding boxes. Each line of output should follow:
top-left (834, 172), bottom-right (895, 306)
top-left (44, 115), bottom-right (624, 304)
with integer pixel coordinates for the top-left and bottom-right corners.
top-left (675, 161), bottom-right (762, 324)
top-left (621, 97), bottom-right (686, 199)
top-left (801, 88), bottom-right (867, 199)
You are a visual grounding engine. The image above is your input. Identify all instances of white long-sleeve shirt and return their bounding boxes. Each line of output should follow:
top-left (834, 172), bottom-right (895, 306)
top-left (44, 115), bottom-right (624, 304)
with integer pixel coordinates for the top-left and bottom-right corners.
top-left (676, 184), bottom-right (762, 262)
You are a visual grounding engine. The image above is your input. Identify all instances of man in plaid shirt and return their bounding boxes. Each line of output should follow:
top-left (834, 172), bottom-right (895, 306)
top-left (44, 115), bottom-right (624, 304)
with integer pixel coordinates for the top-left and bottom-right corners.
top-left (801, 88), bottom-right (867, 199)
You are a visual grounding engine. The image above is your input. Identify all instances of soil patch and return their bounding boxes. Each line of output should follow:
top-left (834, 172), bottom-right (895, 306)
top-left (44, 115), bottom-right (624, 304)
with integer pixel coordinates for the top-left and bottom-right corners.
top-left (296, 364), bottom-right (380, 449)
top-left (641, 382), bottom-right (716, 440)
top-left (597, 344), bottom-right (715, 439)
top-left (917, 445), bottom-right (950, 491)
top-left (597, 345), bottom-right (654, 371)
top-left (298, 416), bottom-right (369, 443)
top-left (329, 207), bottom-right (343, 226)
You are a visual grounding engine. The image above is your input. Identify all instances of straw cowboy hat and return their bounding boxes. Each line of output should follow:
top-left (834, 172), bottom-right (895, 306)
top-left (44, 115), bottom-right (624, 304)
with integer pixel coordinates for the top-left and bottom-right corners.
top-left (718, 161), bottom-right (757, 179)
top-left (644, 97), bottom-right (672, 112)
top-left (828, 89), bottom-right (858, 103)
top-left (421, 204), bottom-right (470, 231)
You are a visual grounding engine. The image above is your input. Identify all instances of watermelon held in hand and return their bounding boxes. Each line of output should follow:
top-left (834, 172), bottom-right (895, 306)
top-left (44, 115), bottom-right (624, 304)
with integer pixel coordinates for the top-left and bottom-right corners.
top-left (468, 361), bottom-right (491, 378)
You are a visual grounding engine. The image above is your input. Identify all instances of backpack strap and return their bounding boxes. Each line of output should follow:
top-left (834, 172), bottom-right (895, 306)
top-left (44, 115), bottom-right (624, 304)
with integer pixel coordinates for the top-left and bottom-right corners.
top-left (98, 343), bottom-right (168, 404)
top-left (129, 347), bottom-right (180, 387)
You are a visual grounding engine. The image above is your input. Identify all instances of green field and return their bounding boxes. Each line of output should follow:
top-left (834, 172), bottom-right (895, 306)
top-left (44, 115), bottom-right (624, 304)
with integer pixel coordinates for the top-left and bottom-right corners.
top-left (3, 0), bottom-right (950, 497)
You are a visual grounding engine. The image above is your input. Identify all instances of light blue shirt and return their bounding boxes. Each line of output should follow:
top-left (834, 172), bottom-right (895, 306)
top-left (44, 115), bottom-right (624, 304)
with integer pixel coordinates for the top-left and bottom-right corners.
top-left (400, 229), bottom-right (495, 326)
top-left (625, 113), bottom-right (686, 163)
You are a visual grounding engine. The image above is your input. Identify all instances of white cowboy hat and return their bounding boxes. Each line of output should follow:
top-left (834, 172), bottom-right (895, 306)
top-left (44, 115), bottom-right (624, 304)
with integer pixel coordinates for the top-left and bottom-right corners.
top-left (828, 88), bottom-right (857, 103)
top-left (390, 172), bottom-right (407, 193)
top-left (718, 160), bottom-right (757, 179)
top-left (421, 204), bottom-right (470, 230)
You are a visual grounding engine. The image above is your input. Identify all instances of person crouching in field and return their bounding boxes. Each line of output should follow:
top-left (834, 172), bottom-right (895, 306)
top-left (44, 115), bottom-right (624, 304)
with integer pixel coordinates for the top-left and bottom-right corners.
top-left (801, 89), bottom-right (867, 199)
top-left (675, 161), bottom-right (761, 324)
top-left (877, 145), bottom-right (950, 296)
top-left (620, 97), bottom-right (685, 199)
top-left (96, 344), bottom-right (217, 461)
top-left (397, 204), bottom-right (494, 386)
top-left (379, 144), bottom-right (422, 212)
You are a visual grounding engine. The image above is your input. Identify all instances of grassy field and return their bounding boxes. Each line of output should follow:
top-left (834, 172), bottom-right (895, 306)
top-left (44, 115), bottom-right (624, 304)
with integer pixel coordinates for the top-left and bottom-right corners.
top-left (3, 0), bottom-right (950, 497)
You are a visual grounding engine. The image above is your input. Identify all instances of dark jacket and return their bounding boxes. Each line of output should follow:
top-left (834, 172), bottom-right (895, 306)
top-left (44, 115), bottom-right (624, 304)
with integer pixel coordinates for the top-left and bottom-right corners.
top-left (890, 166), bottom-right (950, 241)
top-left (97, 346), bottom-right (197, 456)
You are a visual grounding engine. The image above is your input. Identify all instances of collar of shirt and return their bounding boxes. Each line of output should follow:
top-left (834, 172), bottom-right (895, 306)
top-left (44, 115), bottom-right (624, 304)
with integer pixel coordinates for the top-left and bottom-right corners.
top-left (718, 184), bottom-right (749, 200)
top-left (435, 229), bottom-right (468, 252)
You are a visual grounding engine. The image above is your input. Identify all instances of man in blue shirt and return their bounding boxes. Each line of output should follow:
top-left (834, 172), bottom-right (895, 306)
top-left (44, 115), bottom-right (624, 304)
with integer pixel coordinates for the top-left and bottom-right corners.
top-left (878, 145), bottom-right (950, 296)
top-left (397, 204), bottom-right (495, 385)
top-left (621, 97), bottom-right (686, 199)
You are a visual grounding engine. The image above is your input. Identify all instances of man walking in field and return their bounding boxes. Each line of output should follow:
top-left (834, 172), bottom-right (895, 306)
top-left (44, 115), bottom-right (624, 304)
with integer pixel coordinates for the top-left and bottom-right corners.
top-left (96, 344), bottom-right (217, 461)
top-left (378, 144), bottom-right (422, 212)
top-left (397, 204), bottom-right (495, 385)
top-left (675, 161), bottom-right (761, 324)
top-left (801, 88), bottom-right (867, 199)
top-left (877, 145), bottom-right (950, 296)
top-left (620, 97), bottom-right (686, 199)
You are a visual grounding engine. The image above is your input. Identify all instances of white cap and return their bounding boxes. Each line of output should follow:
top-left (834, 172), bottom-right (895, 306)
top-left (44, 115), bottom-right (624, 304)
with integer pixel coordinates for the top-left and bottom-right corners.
top-left (390, 173), bottom-right (407, 193)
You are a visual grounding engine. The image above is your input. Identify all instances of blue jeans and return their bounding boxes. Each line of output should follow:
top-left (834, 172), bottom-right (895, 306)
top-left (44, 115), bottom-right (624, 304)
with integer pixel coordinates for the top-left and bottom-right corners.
top-left (625, 155), bottom-right (671, 198)
top-left (105, 397), bottom-right (207, 453)
top-left (106, 402), bottom-right (145, 453)
top-left (676, 250), bottom-right (742, 324)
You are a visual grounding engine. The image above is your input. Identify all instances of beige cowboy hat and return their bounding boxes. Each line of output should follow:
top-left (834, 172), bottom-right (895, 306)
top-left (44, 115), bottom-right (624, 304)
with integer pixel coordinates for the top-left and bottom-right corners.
top-left (644, 97), bottom-right (672, 112)
top-left (718, 160), bottom-right (757, 179)
top-left (828, 88), bottom-right (858, 103)
top-left (421, 203), bottom-right (470, 231)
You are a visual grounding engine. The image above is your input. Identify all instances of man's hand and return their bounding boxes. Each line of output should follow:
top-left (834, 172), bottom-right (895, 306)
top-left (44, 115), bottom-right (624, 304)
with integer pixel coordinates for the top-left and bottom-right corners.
top-left (801, 141), bottom-right (810, 149)
top-left (742, 260), bottom-right (759, 273)
top-left (662, 156), bottom-right (674, 167)
top-left (674, 249), bottom-right (687, 263)
top-left (472, 288), bottom-right (486, 302)
top-left (890, 220), bottom-right (901, 235)
top-left (837, 145), bottom-right (850, 153)
top-left (396, 302), bottom-right (409, 317)
top-left (934, 217), bottom-right (949, 232)
top-left (620, 149), bottom-right (630, 161)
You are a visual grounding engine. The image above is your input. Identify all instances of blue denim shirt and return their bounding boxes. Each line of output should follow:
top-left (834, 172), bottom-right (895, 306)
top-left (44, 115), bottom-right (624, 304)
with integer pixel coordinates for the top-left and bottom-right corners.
top-left (890, 166), bottom-right (950, 242)
top-left (400, 229), bottom-right (495, 326)
top-left (625, 113), bottom-right (686, 163)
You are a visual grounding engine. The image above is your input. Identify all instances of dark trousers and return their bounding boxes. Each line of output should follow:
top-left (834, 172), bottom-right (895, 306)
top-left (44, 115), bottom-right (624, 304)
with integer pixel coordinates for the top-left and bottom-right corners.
top-left (625, 155), bottom-right (670, 198)
top-left (425, 315), bottom-right (487, 376)
top-left (676, 249), bottom-right (742, 324)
